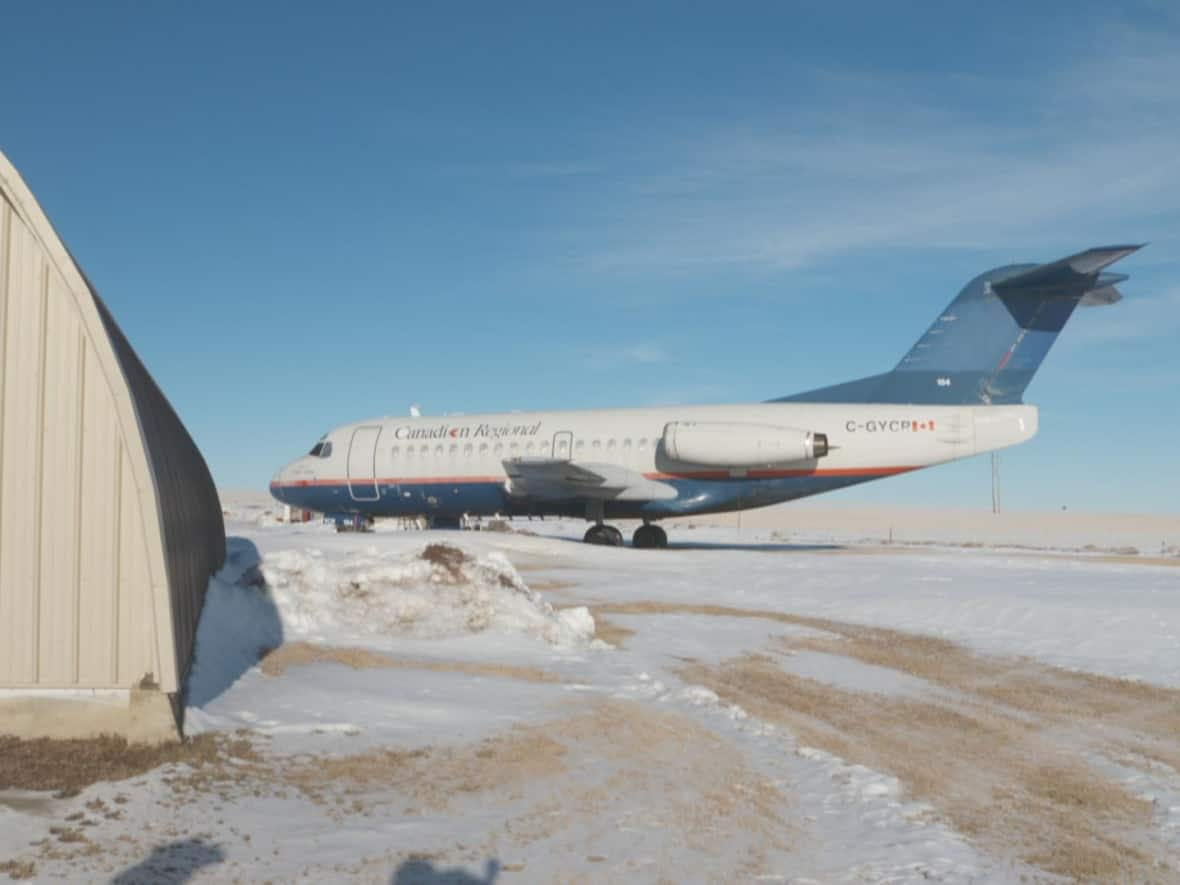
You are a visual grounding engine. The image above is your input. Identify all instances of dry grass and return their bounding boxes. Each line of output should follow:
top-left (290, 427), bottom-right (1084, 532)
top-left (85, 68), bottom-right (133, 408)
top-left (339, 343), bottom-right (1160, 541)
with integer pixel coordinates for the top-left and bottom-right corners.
top-left (773, 621), bottom-right (1180, 743)
top-left (594, 599), bottom-right (1180, 742)
top-left (584, 613), bottom-right (635, 648)
top-left (1089, 554), bottom-right (1180, 567)
top-left (281, 726), bottom-right (569, 812)
top-left (682, 652), bottom-right (1168, 883)
top-left (0, 733), bottom-right (258, 798)
top-left (1117, 739), bottom-right (1180, 775)
top-left (685, 654), bottom-right (1158, 881)
top-left (585, 598), bottom-right (1179, 881)
top-left (0, 860), bottom-right (36, 880)
top-left (432, 699), bottom-right (790, 870)
top-left (151, 699), bottom-right (788, 875)
top-left (258, 640), bottom-right (562, 684)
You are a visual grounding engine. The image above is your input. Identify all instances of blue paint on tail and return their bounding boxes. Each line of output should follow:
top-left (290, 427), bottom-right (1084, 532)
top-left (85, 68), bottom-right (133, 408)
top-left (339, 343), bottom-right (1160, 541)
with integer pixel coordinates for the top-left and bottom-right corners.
top-left (778, 245), bottom-right (1142, 406)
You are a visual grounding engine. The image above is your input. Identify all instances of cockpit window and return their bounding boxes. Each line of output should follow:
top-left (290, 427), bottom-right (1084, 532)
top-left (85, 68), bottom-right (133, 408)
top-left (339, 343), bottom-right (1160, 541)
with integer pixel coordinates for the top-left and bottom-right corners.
top-left (309, 442), bottom-right (324, 456)
top-left (308, 441), bottom-right (333, 458)
top-left (320, 442), bottom-right (333, 458)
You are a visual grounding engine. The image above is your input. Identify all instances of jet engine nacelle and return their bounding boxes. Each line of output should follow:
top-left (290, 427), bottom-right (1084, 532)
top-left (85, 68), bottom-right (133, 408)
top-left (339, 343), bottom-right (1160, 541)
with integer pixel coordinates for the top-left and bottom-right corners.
top-left (662, 421), bottom-right (829, 467)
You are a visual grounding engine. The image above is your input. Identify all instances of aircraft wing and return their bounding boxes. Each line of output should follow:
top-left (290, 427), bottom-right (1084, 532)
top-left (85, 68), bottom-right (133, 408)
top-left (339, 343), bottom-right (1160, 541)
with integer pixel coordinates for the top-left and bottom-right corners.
top-left (503, 457), bottom-right (677, 501)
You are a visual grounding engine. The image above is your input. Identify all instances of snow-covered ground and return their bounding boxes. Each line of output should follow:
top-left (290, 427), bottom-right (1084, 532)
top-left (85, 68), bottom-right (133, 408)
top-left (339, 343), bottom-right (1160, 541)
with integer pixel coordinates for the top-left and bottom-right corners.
top-left (3, 503), bottom-right (1180, 883)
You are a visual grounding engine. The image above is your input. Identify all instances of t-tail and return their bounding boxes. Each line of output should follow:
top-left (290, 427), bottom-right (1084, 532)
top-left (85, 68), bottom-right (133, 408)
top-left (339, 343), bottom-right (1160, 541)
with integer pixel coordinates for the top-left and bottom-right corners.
top-left (779, 245), bottom-right (1142, 406)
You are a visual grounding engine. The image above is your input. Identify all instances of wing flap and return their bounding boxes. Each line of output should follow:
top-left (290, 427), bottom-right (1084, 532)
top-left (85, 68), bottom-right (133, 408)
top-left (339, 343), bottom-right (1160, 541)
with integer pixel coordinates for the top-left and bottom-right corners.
top-left (503, 457), bottom-right (676, 501)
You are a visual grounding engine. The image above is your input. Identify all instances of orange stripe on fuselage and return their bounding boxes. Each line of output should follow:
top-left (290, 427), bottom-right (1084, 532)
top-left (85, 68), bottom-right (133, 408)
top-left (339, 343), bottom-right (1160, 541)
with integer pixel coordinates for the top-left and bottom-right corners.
top-left (647, 466), bottom-right (917, 480)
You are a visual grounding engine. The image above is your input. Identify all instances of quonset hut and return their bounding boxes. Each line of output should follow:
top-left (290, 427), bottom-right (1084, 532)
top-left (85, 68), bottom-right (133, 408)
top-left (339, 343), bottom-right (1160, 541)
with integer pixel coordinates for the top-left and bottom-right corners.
top-left (0, 152), bottom-right (224, 741)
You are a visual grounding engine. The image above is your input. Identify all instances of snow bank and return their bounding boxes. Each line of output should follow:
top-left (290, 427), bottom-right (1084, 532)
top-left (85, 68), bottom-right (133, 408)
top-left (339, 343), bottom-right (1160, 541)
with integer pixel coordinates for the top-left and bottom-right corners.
top-left (261, 542), bottom-right (595, 647)
top-left (187, 539), bottom-right (592, 709)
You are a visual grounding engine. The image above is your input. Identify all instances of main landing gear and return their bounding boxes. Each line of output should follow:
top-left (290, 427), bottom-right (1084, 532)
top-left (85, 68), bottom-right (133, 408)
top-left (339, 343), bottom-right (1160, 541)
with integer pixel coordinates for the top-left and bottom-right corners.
top-left (632, 523), bottom-right (668, 549)
top-left (582, 522), bottom-right (668, 548)
top-left (583, 523), bottom-right (624, 546)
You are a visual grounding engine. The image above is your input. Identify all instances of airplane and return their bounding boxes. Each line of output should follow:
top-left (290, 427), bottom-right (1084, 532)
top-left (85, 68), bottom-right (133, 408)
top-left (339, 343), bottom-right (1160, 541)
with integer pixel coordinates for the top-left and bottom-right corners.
top-left (270, 245), bottom-right (1141, 547)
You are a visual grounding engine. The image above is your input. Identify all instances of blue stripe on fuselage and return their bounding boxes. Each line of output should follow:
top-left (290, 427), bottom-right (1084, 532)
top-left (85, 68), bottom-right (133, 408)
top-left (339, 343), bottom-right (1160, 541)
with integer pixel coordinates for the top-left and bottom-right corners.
top-left (269, 473), bottom-right (891, 520)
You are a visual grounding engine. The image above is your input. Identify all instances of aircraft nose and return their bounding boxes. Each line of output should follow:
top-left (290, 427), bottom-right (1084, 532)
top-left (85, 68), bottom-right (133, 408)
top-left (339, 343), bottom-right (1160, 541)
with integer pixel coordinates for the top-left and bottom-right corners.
top-left (270, 466), bottom-right (290, 503)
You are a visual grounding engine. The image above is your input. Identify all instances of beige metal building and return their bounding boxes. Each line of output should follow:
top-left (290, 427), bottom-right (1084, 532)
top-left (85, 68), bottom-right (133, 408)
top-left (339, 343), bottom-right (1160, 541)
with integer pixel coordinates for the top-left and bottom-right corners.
top-left (0, 151), bottom-right (225, 740)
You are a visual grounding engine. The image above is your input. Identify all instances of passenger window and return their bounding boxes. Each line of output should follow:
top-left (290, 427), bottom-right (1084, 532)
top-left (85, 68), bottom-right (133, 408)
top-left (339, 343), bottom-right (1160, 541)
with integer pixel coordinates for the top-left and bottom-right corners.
top-left (464, 443), bottom-right (473, 455)
top-left (592, 439), bottom-right (601, 450)
top-left (575, 440), bottom-right (584, 450)
top-left (526, 442), bottom-right (535, 452)
top-left (623, 438), bottom-right (632, 448)
top-left (638, 438), bottom-right (648, 450)
top-left (392, 446), bottom-right (401, 458)
top-left (480, 443), bottom-right (489, 454)
top-left (494, 442), bottom-right (503, 455)
top-left (449, 444), bottom-right (457, 456)
top-left (435, 444), bottom-right (444, 456)
top-left (420, 444), bottom-right (429, 456)
top-left (606, 439), bottom-right (616, 450)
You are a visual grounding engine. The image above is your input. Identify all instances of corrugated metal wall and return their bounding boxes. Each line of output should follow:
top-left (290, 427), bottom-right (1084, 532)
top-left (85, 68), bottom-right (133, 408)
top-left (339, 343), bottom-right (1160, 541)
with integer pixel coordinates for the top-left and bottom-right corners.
top-left (0, 154), bottom-right (224, 699)
top-left (92, 291), bottom-right (226, 690)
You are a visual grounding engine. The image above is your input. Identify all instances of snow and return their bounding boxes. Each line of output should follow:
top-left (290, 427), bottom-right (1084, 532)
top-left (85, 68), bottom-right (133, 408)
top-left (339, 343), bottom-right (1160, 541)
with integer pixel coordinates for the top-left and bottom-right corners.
top-left (4, 504), bottom-right (1180, 882)
top-left (257, 543), bottom-right (595, 646)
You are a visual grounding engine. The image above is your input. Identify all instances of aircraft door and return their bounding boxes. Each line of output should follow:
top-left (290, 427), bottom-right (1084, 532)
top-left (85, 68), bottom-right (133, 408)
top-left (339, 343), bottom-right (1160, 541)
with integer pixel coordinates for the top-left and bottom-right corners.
top-left (553, 430), bottom-right (574, 461)
top-left (347, 425), bottom-right (382, 501)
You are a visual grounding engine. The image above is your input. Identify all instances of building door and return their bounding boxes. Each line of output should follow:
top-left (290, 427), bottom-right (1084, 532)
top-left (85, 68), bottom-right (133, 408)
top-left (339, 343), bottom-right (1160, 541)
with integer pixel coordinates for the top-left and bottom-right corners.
top-left (552, 430), bottom-right (574, 461)
top-left (347, 425), bottom-right (382, 501)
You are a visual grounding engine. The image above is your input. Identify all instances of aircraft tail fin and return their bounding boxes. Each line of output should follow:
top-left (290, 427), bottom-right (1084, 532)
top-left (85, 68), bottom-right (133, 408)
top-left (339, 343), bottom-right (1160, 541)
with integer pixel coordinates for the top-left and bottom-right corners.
top-left (778, 245), bottom-right (1142, 406)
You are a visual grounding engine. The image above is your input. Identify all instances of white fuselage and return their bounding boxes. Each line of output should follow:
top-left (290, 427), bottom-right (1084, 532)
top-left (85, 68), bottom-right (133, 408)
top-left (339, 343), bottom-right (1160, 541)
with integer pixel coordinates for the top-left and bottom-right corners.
top-left (270, 402), bottom-right (1037, 521)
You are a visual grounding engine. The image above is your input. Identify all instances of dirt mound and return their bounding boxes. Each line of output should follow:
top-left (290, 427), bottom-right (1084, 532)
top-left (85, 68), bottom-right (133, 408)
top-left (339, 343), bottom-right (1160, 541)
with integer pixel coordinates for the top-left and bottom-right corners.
top-left (418, 543), bottom-right (469, 579)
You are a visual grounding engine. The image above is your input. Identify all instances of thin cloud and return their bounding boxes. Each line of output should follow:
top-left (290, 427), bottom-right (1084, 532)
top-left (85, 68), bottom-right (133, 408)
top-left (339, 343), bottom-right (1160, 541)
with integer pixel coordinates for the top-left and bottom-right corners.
top-left (1067, 287), bottom-right (1180, 344)
top-left (621, 343), bottom-right (666, 364)
top-left (546, 21), bottom-right (1180, 275)
top-left (581, 341), bottom-right (668, 371)
top-left (504, 161), bottom-right (601, 180)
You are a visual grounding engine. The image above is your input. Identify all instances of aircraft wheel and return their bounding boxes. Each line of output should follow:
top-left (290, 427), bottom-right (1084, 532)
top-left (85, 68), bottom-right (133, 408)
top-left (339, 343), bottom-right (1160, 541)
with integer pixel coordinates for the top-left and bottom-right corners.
top-left (584, 524), bottom-right (610, 545)
top-left (633, 523), bottom-right (667, 549)
top-left (584, 524), bottom-right (624, 546)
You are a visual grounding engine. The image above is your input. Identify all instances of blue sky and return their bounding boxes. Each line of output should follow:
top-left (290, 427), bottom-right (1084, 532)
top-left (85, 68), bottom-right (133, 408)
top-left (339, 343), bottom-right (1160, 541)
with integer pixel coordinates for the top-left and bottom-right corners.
top-left (3, 2), bottom-right (1178, 511)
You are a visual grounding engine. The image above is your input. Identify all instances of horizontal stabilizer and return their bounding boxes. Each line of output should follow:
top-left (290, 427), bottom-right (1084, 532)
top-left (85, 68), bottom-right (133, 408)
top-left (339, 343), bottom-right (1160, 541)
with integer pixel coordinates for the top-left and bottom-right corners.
top-left (992, 245), bottom-right (1142, 297)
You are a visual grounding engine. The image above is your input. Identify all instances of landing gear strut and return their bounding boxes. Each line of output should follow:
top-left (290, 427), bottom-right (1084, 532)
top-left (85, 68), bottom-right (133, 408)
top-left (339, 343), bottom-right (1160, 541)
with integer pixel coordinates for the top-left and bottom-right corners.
top-left (584, 523), bottom-right (624, 546)
top-left (632, 523), bottom-right (668, 549)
